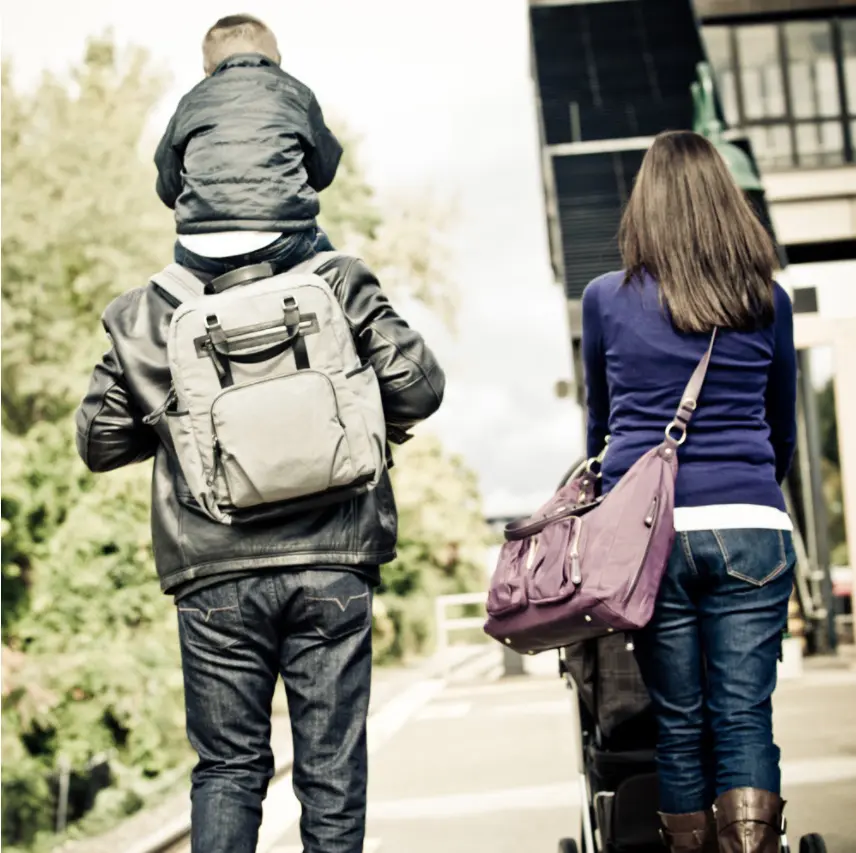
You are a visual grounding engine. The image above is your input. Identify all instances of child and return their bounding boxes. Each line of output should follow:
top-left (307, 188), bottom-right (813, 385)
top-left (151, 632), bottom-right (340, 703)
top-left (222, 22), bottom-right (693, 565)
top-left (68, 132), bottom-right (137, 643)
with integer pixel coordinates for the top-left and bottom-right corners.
top-left (154, 14), bottom-right (340, 273)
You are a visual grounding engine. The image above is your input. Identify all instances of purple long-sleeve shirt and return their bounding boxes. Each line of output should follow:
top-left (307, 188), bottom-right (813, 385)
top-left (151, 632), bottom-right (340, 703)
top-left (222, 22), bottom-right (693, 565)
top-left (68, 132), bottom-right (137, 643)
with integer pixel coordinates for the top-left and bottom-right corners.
top-left (581, 271), bottom-right (797, 511)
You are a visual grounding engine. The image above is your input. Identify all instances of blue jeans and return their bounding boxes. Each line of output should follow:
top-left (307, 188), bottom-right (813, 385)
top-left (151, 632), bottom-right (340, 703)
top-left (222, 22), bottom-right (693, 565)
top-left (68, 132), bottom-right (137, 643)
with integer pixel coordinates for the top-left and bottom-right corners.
top-left (174, 227), bottom-right (335, 276)
top-left (177, 569), bottom-right (373, 853)
top-left (633, 528), bottom-right (795, 814)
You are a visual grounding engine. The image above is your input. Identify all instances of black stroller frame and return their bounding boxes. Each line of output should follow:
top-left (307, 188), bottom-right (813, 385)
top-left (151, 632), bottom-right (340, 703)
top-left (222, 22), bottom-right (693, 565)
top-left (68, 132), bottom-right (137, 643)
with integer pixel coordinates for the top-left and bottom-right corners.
top-left (558, 638), bottom-right (660, 853)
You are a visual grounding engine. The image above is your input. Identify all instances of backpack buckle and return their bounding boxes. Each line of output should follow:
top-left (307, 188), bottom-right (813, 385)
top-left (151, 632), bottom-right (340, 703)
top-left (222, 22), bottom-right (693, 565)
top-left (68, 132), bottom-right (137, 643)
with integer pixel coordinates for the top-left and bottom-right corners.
top-left (282, 296), bottom-right (301, 329)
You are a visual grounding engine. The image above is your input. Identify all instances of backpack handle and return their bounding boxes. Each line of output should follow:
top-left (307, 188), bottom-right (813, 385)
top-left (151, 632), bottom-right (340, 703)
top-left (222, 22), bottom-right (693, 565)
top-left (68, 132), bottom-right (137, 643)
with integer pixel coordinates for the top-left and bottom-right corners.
top-left (214, 333), bottom-right (300, 364)
top-left (209, 263), bottom-right (276, 294)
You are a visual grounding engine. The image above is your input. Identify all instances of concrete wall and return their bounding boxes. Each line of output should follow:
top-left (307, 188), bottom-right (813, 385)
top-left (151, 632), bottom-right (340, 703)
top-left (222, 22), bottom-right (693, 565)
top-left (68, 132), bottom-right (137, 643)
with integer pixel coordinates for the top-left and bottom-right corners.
top-left (764, 165), bottom-right (856, 245)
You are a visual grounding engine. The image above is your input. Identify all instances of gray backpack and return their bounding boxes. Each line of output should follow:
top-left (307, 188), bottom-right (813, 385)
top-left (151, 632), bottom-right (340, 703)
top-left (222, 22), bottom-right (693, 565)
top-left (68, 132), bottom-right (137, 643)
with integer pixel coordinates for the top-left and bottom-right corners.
top-left (144, 252), bottom-right (386, 525)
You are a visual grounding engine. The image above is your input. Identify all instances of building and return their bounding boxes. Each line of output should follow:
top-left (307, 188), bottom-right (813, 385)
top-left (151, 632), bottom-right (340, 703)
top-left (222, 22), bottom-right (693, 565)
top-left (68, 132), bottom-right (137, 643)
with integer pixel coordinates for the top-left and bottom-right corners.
top-left (698, 0), bottom-right (856, 264)
top-left (697, 0), bottom-right (856, 643)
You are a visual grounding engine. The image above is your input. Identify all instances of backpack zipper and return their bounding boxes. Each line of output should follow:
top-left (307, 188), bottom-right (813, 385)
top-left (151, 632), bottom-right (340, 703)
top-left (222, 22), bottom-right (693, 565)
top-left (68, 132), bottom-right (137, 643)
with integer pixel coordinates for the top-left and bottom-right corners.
top-left (208, 437), bottom-right (222, 488)
top-left (142, 385), bottom-right (177, 426)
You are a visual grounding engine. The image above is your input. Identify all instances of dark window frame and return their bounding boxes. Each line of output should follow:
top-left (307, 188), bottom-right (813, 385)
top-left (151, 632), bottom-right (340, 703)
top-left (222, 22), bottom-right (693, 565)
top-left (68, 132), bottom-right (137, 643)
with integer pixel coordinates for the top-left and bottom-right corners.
top-left (703, 13), bottom-right (856, 169)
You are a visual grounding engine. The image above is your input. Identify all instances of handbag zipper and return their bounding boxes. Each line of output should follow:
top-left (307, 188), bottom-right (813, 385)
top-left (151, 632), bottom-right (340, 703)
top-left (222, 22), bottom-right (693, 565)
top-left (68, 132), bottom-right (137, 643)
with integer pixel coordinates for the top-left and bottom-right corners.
top-left (569, 518), bottom-right (584, 584)
top-left (525, 536), bottom-right (539, 571)
top-left (625, 496), bottom-right (659, 601)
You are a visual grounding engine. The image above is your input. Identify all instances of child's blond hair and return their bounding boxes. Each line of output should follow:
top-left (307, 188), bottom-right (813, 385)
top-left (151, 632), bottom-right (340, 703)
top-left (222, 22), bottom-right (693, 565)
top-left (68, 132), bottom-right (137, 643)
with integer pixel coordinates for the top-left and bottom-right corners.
top-left (202, 14), bottom-right (281, 76)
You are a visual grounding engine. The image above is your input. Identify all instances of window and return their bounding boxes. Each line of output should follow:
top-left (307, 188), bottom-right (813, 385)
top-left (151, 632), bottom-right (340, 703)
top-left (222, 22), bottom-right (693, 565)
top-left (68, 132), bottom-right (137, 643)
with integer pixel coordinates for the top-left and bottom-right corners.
top-left (703, 16), bottom-right (856, 171)
top-left (785, 21), bottom-right (839, 119)
top-left (841, 19), bottom-right (856, 112)
top-left (737, 26), bottom-right (786, 120)
top-left (705, 26), bottom-right (740, 125)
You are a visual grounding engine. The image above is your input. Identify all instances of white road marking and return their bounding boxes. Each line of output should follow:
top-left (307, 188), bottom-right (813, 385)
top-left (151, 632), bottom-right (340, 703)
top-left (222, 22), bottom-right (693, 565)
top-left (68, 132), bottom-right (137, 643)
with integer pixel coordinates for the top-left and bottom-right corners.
top-left (368, 839), bottom-right (383, 851)
top-left (416, 698), bottom-right (568, 721)
top-left (777, 669), bottom-right (856, 689)
top-left (364, 757), bottom-right (856, 823)
top-left (271, 839), bottom-right (381, 853)
top-left (782, 756), bottom-right (856, 787)
top-left (486, 699), bottom-right (569, 717)
top-left (443, 680), bottom-right (568, 701)
top-left (255, 679), bottom-right (445, 852)
top-left (368, 781), bottom-right (580, 820)
top-left (416, 702), bottom-right (473, 720)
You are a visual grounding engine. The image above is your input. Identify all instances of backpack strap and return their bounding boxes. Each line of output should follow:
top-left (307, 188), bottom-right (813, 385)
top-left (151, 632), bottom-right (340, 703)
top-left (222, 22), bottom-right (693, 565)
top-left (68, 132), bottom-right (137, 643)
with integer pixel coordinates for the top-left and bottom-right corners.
top-left (289, 251), bottom-right (350, 275)
top-left (151, 263), bottom-right (205, 307)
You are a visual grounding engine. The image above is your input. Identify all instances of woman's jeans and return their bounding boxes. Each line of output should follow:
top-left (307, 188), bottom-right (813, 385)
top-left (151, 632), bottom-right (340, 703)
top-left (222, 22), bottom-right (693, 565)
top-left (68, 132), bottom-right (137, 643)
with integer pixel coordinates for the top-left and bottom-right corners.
top-left (634, 528), bottom-right (796, 814)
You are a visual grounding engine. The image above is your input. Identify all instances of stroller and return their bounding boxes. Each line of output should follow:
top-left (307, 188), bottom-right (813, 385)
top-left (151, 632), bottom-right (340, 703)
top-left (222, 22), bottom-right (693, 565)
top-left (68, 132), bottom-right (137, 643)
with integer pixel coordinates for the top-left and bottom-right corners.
top-left (556, 635), bottom-right (828, 853)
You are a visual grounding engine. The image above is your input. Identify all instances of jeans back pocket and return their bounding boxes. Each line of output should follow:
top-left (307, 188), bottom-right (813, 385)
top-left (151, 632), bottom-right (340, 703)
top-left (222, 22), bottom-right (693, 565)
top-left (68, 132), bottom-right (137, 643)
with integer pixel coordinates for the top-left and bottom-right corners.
top-left (713, 528), bottom-right (794, 587)
top-left (303, 571), bottom-right (372, 641)
top-left (177, 581), bottom-right (245, 651)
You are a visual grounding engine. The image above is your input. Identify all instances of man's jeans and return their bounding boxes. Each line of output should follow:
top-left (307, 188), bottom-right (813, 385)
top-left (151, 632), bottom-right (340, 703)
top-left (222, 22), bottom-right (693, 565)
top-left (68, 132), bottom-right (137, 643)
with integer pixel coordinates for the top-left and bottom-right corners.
top-left (174, 227), bottom-right (335, 276)
top-left (633, 528), bottom-right (795, 814)
top-left (177, 570), bottom-right (373, 853)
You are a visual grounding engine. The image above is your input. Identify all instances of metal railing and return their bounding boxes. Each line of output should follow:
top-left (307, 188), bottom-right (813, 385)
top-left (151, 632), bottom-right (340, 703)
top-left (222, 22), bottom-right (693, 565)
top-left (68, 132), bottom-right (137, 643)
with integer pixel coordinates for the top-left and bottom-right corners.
top-left (433, 592), bottom-right (489, 674)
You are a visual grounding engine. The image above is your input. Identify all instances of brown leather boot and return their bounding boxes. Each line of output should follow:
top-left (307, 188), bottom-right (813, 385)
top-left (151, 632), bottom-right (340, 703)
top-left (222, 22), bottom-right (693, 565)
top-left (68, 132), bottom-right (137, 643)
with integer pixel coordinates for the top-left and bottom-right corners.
top-left (659, 810), bottom-right (718, 853)
top-left (714, 788), bottom-right (785, 853)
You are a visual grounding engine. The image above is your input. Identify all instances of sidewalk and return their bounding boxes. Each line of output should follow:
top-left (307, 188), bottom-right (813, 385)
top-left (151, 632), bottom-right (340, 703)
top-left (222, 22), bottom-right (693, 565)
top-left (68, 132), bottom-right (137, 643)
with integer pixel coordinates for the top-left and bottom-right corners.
top-left (61, 645), bottom-right (494, 853)
top-left (776, 650), bottom-right (856, 849)
top-left (267, 646), bottom-right (856, 853)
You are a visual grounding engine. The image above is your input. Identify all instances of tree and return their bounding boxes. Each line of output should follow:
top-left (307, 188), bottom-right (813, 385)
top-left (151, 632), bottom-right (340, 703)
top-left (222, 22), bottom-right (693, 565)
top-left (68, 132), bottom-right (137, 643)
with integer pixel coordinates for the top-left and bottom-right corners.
top-left (1, 41), bottom-right (173, 434)
top-left (376, 435), bottom-right (490, 662)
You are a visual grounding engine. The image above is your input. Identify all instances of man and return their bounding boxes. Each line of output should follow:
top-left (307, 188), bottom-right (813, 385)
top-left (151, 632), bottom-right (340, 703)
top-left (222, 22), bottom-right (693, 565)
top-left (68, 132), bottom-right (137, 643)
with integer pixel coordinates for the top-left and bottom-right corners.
top-left (75, 251), bottom-right (445, 853)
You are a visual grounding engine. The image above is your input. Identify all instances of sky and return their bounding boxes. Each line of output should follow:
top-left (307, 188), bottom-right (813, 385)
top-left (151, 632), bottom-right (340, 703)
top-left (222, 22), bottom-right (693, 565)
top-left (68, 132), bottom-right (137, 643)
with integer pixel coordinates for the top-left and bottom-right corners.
top-left (2, 0), bottom-right (580, 517)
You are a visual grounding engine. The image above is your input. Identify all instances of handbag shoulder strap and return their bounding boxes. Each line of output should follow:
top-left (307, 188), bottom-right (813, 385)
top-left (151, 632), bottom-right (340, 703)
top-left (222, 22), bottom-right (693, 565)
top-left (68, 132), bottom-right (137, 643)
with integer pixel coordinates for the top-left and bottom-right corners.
top-left (666, 328), bottom-right (717, 444)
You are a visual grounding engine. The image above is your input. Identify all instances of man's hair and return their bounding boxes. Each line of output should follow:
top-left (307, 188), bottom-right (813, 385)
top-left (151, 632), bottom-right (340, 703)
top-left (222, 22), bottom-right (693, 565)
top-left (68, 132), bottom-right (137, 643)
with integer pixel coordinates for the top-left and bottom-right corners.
top-left (202, 14), bottom-right (281, 76)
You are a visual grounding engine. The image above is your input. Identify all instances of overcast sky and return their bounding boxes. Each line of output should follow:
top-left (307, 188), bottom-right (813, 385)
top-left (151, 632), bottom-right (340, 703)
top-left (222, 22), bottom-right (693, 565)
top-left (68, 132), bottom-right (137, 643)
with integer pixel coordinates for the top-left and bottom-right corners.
top-left (2, 0), bottom-right (582, 516)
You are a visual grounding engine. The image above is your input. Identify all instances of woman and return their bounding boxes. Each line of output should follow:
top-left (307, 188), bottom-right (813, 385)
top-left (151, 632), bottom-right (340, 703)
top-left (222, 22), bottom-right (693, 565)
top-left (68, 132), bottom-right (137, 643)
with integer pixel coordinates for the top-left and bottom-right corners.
top-left (581, 130), bottom-right (797, 852)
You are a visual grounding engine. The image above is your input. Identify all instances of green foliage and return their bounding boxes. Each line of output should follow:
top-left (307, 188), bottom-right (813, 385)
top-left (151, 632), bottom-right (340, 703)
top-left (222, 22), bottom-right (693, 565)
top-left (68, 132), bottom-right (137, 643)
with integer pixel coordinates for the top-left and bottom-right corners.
top-left (1, 41), bottom-right (172, 435)
top-left (817, 380), bottom-right (848, 565)
top-left (375, 435), bottom-right (490, 663)
top-left (1, 35), bottom-right (485, 850)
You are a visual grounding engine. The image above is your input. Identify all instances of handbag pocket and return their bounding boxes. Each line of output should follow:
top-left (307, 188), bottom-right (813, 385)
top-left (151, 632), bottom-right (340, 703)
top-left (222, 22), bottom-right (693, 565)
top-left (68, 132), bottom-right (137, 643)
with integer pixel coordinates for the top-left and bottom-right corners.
top-left (527, 517), bottom-right (579, 606)
top-left (487, 539), bottom-right (530, 618)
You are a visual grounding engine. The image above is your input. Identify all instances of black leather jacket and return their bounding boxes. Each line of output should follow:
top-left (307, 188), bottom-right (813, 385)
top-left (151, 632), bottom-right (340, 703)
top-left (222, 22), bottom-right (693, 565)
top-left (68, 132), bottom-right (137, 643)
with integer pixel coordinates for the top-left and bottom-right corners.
top-left (155, 54), bottom-right (343, 235)
top-left (75, 255), bottom-right (445, 596)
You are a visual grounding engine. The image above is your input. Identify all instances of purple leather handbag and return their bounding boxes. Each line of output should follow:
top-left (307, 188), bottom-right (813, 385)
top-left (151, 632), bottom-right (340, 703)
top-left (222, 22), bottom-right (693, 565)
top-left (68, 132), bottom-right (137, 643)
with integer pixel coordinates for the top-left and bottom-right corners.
top-left (484, 331), bottom-right (716, 655)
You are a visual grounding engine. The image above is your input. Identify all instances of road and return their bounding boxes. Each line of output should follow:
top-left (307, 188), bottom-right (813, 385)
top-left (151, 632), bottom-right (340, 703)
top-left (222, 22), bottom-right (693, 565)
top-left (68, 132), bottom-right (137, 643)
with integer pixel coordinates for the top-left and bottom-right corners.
top-left (266, 651), bottom-right (856, 853)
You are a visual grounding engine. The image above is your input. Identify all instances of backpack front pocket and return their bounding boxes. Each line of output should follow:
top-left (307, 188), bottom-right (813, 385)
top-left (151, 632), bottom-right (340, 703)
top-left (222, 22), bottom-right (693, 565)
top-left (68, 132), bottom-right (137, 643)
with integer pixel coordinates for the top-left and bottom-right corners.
top-left (211, 371), bottom-right (355, 509)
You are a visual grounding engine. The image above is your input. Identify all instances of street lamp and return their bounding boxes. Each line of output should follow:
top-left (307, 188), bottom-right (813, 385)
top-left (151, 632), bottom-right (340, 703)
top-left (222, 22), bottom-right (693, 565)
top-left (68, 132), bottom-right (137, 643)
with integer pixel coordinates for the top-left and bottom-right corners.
top-left (691, 62), bottom-right (763, 192)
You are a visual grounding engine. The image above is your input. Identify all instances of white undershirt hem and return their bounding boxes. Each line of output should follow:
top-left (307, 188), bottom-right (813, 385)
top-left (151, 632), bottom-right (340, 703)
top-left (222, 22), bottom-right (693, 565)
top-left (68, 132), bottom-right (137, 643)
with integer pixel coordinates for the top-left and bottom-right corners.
top-left (177, 231), bottom-right (282, 259)
top-left (673, 504), bottom-right (793, 532)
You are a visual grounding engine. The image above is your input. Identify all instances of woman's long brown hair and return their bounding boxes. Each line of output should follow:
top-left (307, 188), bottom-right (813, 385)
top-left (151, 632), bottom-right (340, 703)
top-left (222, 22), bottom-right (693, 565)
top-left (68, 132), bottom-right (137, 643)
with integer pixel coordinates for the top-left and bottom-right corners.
top-left (618, 130), bottom-right (777, 333)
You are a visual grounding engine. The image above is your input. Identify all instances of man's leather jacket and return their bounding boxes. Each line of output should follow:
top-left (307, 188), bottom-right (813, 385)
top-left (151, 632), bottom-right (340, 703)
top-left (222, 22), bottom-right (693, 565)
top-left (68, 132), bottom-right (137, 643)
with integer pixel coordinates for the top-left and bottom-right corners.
top-left (75, 254), bottom-right (445, 596)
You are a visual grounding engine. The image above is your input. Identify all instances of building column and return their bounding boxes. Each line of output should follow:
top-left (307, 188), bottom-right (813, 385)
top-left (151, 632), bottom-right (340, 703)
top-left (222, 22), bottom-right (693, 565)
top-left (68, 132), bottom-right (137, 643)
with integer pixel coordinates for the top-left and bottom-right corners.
top-left (831, 327), bottom-right (856, 633)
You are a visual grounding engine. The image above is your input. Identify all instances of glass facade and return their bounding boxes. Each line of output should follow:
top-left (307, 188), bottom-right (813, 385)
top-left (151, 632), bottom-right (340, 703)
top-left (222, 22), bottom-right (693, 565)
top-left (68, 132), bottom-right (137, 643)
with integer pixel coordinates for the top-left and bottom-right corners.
top-left (703, 16), bottom-right (856, 170)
